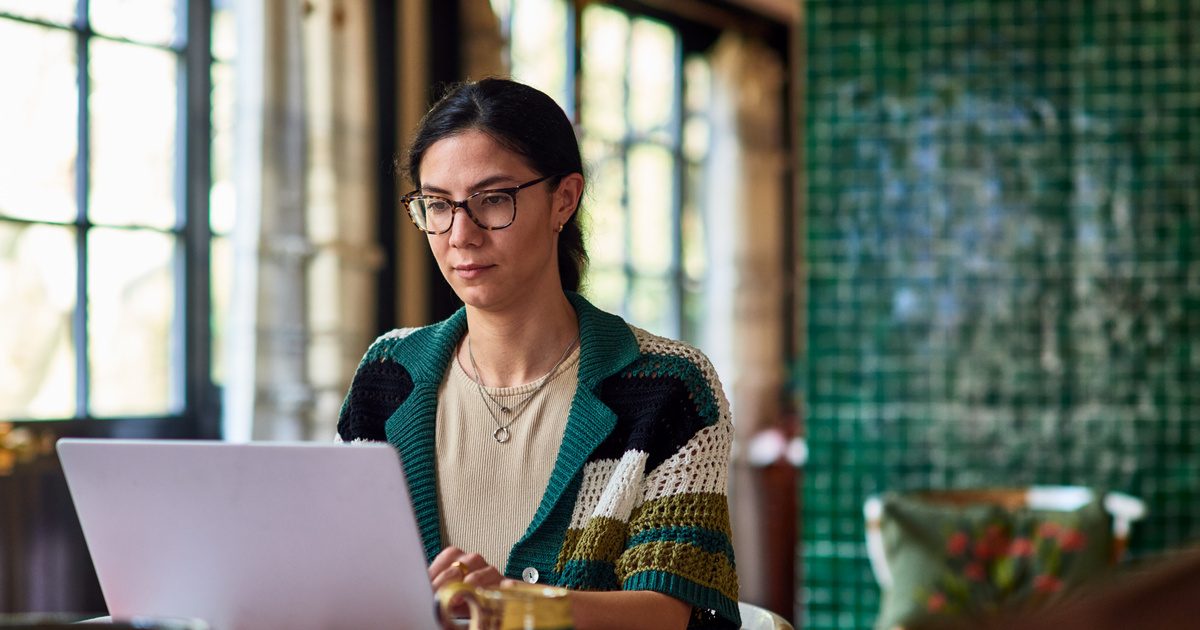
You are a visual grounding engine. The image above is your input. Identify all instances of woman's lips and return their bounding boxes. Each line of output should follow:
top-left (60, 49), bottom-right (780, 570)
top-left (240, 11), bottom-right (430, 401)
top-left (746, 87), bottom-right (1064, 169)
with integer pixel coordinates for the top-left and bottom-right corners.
top-left (454, 264), bottom-right (493, 279)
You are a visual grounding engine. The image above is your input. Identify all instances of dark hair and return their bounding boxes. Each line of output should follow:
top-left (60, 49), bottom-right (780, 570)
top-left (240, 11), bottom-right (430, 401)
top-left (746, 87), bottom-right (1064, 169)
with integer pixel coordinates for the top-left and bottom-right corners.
top-left (404, 78), bottom-right (587, 292)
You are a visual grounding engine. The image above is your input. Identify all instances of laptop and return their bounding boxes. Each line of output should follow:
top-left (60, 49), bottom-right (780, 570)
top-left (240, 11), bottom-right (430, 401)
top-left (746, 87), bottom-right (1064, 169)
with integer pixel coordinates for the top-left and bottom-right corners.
top-left (57, 439), bottom-right (438, 630)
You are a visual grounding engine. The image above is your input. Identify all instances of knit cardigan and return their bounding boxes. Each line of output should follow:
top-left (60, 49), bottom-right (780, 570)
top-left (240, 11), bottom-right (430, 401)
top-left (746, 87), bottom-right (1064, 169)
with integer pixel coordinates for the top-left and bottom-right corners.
top-left (337, 293), bottom-right (740, 629)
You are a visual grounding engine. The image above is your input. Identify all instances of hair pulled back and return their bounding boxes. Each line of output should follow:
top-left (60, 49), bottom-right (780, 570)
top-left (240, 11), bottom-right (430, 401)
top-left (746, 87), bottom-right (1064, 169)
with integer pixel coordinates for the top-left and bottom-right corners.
top-left (405, 78), bottom-right (587, 292)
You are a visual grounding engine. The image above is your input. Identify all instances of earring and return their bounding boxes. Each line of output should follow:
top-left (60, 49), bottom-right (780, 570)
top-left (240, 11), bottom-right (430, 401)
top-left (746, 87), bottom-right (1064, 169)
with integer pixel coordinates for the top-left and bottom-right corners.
top-left (557, 223), bottom-right (564, 233)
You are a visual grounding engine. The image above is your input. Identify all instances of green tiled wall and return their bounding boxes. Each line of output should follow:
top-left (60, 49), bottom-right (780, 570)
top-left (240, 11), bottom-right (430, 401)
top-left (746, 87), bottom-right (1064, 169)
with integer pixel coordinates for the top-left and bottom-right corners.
top-left (801, 1), bottom-right (1200, 628)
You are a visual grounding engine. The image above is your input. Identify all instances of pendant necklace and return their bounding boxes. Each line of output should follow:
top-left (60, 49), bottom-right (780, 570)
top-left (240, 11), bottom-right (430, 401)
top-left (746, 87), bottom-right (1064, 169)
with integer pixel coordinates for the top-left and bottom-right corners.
top-left (467, 333), bottom-right (579, 443)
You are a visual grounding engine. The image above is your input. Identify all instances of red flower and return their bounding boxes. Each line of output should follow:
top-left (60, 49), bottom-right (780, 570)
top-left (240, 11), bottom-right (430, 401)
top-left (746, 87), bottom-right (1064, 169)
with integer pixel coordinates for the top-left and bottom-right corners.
top-left (973, 538), bottom-right (997, 560)
top-left (1059, 529), bottom-right (1088, 552)
top-left (1034, 574), bottom-right (1063, 594)
top-left (1037, 522), bottom-right (1062, 539)
top-left (1008, 537), bottom-right (1034, 557)
top-left (946, 531), bottom-right (969, 556)
top-left (965, 562), bottom-right (986, 582)
top-left (927, 592), bottom-right (947, 612)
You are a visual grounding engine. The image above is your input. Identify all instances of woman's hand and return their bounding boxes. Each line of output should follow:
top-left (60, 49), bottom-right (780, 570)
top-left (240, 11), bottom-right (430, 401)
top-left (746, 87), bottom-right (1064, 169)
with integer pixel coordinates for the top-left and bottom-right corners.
top-left (429, 548), bottom-right (691, 629)
top-left (429, 546), bottom-right (505, 590)
top-left (429, 546), bottom-right (505, 618)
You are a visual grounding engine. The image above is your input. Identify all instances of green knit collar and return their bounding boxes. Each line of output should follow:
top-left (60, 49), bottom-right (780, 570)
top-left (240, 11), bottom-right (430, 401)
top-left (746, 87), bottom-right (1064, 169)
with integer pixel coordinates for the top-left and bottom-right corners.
top-left (398, 292), bottom-right (638, 388)
top-left (382, 292), bottom-right (640, 566)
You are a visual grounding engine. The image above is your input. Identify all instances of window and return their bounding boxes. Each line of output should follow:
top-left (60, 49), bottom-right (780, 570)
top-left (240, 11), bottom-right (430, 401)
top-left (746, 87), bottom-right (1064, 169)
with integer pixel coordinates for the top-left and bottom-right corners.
top-left (491, 0), bottom-right (712, 343)
top-left (0, 0), bottom-right (219, 429)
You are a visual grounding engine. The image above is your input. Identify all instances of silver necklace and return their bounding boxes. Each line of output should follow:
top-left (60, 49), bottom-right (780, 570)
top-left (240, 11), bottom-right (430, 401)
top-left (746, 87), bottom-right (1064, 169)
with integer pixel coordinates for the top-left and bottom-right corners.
top-left (466, 333), bottom-right (579, 443)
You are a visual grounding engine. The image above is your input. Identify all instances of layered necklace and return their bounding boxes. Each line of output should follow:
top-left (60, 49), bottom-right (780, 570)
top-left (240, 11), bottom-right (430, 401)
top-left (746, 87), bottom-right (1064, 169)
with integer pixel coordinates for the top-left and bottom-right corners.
top-left (466, 333), bottom-right (580, 444)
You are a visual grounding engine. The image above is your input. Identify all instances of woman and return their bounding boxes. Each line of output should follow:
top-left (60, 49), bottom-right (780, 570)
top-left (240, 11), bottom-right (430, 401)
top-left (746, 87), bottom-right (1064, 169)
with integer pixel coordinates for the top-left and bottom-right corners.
top-left (338, 78), bottom-right (740, 630)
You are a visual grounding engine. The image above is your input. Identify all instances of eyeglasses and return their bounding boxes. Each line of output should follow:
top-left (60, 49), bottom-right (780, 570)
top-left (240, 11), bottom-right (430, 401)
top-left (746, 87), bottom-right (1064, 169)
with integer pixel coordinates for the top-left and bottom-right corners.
top-left (402, 174), bottom-right (558, 234)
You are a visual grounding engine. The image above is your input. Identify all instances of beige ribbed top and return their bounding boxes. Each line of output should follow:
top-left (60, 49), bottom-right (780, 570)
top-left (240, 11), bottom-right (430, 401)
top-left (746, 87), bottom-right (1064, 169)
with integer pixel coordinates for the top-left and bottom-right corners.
top-left (435, 344), bottom-right (580, 570)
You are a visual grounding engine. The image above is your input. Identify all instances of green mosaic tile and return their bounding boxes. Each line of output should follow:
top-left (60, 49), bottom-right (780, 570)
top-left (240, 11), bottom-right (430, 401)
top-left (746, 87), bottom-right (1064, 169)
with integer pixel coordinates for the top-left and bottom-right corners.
top-left (801, 0), bottom-right (1200, 627)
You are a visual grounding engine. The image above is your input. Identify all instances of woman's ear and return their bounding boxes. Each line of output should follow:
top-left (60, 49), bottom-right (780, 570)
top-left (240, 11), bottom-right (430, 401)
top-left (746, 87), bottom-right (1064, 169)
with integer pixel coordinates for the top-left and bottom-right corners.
top-left (551, 173), bottom-right (585, 228)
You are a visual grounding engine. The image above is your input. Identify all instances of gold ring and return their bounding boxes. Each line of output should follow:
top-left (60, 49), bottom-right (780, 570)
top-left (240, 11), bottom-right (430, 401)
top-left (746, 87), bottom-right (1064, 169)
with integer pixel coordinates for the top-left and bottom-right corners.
top-left (451, 561), bottom-right (469, 580)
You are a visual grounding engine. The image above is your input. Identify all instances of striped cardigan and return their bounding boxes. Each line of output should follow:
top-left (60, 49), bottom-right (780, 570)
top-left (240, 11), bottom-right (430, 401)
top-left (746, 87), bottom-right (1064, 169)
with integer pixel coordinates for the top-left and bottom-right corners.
top-left (338, 293), bottom-right (740, 628)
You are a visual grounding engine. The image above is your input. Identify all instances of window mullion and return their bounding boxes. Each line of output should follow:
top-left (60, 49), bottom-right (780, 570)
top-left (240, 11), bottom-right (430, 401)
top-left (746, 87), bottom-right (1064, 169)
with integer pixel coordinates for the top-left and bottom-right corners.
top-left (182, 0), bottom-right (216, 436)
top-left (73, 0), bottom-right (91, 420)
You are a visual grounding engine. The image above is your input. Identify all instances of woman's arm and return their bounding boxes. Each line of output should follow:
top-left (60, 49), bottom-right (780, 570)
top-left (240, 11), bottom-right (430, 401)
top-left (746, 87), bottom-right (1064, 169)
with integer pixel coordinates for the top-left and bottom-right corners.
top-left (567, 589), bottom-right (691, 630)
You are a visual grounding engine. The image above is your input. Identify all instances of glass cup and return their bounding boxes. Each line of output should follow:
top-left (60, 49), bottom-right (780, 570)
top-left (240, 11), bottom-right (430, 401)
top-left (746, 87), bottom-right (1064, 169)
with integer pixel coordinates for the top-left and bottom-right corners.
top-left (436, 581), bottom-right (574, 630)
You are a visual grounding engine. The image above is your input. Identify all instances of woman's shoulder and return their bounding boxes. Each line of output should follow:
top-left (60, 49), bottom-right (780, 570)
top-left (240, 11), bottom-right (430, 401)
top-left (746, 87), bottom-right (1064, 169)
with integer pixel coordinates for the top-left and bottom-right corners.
top-left (360, 307), bottom-right (468, 366)
top-left (358, 326), bottom-right (422, 363)
top-left (374, 326), bottom-right (423, 345)
top-left (607, 324), bottom-right (729, 422)
top-left (624, 324), bottom-right (720, 378)
top-left (593, 323), bottom-right (732, 463)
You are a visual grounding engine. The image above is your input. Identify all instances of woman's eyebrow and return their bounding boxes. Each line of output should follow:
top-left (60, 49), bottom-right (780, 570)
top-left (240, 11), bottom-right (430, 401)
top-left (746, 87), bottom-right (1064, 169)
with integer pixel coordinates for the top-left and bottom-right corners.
top-left (421, 175), bottom-right (518, 195)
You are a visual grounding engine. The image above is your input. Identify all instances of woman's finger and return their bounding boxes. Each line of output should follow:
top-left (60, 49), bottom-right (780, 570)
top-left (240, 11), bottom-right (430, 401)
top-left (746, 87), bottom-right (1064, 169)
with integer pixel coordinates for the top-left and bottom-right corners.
top-left (429, 548), bottom-right (499, 591)
top-left (433, 566), bottom-right (470, 591)
top-left (428, 546), bottom-right (465, 580)
top-left (464, 564), bottom-right (504, 588)
top-left (456, 552), bottom-right (486, 571)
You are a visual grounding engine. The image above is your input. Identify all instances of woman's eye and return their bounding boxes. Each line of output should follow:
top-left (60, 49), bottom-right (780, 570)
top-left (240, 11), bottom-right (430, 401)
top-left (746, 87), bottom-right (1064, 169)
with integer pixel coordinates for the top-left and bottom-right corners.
top-left (426, 200), bottom-right (452, 213)
top-left (481, 194), bottom-right (508, 206)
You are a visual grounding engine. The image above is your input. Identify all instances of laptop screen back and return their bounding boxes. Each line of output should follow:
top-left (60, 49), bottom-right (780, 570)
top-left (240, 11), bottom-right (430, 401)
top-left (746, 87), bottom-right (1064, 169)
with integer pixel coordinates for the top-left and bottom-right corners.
top-left (57, 439), bottom-right (437, 630)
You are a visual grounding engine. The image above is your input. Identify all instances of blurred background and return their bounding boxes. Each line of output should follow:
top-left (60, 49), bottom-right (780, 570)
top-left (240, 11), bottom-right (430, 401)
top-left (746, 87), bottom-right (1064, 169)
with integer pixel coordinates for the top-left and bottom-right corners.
top-left (0, 1), bottom-right (1197, 628)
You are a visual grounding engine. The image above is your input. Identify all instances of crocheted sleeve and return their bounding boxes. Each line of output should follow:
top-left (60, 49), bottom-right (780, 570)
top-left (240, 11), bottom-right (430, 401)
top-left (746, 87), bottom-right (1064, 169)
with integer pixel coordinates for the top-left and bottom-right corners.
top-left (336, 328), bottom-right (418, 442)
top-left (612, 332), bottom-right (741, 628)
top-left (620, 372), bottom-right (739, 628)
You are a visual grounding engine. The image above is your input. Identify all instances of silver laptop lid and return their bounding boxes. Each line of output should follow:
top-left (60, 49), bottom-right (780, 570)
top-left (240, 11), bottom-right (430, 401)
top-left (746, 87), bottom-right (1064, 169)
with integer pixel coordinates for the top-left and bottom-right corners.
top-left (57, 439), bottom-right (436, 630)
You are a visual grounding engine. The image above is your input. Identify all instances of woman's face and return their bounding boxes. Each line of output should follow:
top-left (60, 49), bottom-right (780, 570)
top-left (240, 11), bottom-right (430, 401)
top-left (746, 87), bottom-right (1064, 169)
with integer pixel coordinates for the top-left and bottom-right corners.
top-left (417, 129), bottom-right (581, 312)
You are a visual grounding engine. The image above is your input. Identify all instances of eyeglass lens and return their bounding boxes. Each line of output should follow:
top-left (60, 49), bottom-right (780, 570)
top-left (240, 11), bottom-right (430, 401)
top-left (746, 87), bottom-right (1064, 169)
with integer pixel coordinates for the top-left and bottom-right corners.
top-left (411, 191), bottom-right (516, 232)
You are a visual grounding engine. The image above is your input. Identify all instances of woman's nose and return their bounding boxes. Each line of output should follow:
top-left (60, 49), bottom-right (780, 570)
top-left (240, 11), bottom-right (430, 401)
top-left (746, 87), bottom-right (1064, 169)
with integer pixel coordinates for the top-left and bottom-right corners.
top-left (447, 206), bottom-right (483, 247)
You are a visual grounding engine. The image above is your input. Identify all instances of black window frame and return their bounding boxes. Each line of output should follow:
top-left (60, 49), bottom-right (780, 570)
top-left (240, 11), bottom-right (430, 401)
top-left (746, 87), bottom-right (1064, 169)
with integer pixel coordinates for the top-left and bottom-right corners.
top-left (0, 0), bottom-right (219, 440)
